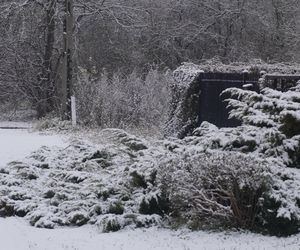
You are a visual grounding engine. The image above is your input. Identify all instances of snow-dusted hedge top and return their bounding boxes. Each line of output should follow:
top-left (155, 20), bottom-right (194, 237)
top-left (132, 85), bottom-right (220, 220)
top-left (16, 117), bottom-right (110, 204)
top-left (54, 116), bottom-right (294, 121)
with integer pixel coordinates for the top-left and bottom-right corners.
top-left (173, 61), bottom-right (300, 86)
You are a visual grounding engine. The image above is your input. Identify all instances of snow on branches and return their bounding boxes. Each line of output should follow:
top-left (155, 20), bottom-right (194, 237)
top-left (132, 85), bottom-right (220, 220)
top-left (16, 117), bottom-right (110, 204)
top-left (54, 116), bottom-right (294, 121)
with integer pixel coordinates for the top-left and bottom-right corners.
top-left (223, 85), bottom-right (300, 132)
top-left (158, 152), bottom-right (269, 230)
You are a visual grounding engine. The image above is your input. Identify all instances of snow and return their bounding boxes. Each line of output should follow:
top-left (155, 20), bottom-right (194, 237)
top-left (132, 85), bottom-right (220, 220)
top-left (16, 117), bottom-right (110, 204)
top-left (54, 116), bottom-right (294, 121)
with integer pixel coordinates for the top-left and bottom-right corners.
top-left (0, 123), bottom-right (300, 249)
top-left (0, 127), bottom-right (67, 167)
top-left (242, 83), bottom-right (253, 88)
top-left (1, 217), bottom-right (299, 250)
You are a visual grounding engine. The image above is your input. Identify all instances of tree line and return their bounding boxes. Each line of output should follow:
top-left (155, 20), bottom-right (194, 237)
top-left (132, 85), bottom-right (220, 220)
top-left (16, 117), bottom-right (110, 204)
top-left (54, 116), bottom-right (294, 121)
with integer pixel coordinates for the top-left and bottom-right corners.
top-left (0, 0), bottom-right (299, 119)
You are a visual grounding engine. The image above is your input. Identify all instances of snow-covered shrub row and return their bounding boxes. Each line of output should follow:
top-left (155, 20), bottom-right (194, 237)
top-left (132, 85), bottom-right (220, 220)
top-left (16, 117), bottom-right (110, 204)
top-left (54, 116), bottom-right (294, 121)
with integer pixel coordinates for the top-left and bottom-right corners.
top-left (75, 68), bottom-right (172, 133)
top-left (161, 126), bottom-right (300, 235)
top-left (174, 61), bottom-right (300, 77)
top-left (0, 124), bottom-right (299, 235)
top-left (0, 130), bottom-right (168, 232)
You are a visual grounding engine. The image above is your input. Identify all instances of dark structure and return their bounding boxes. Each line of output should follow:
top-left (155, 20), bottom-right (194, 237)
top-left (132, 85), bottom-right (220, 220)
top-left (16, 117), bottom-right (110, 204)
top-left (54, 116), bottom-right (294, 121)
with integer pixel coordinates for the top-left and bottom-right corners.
top-left (197, 72), bottom-right (259, 128)
top-left (264, 74), bottom-right (300, 92)
top-left (166, 64), bottom-right (300, 138)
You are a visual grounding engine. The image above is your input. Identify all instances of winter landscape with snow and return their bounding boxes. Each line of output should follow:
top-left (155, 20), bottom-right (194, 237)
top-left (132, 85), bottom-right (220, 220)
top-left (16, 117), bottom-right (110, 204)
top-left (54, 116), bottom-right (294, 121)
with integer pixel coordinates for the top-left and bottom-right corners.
top-left (1, 64), bottom-right (300, 249)
top-left (1, 1), bottom-right (300, 249)
top-left (0, 122), bottom-right (299, 250)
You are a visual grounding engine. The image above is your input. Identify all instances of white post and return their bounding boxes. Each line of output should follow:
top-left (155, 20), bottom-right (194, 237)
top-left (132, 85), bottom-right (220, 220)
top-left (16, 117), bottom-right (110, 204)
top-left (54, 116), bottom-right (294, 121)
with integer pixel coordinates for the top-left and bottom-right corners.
top-left (71, 95), bottom-right (77, 126)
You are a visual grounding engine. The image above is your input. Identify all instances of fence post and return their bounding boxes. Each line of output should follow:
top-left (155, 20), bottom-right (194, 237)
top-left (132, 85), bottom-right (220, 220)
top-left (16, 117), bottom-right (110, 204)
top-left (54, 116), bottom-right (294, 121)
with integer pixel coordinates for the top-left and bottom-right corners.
top-left (71, 96), bottom-right (77, 126)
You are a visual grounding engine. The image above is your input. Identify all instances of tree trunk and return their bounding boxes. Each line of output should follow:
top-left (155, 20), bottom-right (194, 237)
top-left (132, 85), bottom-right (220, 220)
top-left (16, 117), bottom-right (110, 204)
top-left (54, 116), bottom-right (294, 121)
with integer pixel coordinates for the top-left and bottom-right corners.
top-left (38, 0), bottom-right (56, 118)
top-left (58, 0), bottom-right (74, 120)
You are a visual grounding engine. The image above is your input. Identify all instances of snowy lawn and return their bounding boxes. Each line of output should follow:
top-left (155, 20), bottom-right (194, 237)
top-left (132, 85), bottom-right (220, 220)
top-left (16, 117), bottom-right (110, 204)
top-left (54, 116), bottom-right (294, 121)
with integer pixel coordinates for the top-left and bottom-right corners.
top-left (0, 126), bottom-right (67, 167)
top-left (1, 217), bottom-right (300, 250)
top-left (0, 125), bottom-right (299, 250)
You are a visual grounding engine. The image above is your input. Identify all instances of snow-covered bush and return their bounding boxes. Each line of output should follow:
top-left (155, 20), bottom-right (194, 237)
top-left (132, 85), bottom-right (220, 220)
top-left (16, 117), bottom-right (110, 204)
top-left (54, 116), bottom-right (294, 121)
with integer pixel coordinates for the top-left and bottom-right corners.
top-left (222, 83), bottom-right (300, 167)
top-left (0, 130), bottom-right (167, 232)
top-left (159, 127), bottom-right (300, 235)
top-left (75, 68), bottom-right (172, 133)
top-left (222, 82), bottom-right (300, 235)
top-left (159, 151), bottom-right (270, 230)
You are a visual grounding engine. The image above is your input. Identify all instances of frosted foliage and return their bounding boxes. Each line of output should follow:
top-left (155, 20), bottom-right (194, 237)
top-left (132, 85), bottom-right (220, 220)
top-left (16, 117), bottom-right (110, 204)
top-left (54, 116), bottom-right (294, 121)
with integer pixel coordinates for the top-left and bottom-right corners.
top-left (223, 84), bottom-right (300, 130)
top-left (76, 69), bottom-right (171, 132)
top-left (159, 152), bottom-right (269, 229)
top-left (0, 130), bottom-right (166, 231)
top-left (173, 63), bottom-right (204, 87)
top-left (162, 122), bottom-right (300, 234)
top-left (0, 124), bottom-right (299, 235)
top-left (173, 61), bottom-right (300, 87)
top-left (221, 84), bottom-right (300, 170)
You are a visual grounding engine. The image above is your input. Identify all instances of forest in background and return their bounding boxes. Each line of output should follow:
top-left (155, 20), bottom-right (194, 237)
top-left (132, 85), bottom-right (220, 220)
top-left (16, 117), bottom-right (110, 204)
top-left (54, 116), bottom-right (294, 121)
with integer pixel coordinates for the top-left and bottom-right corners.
top-left (0, 0), bottom-right (300, 125)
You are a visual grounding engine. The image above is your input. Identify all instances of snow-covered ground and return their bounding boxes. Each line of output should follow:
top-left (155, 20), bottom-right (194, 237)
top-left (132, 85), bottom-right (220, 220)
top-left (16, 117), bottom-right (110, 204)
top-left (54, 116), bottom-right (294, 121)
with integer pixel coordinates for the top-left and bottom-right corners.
top-left (0, 126), bottom-right (67, 167)
top-left (0, 125), bottom-right (299, 250)
top-left (1, 217), bottom-right (300, 250)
